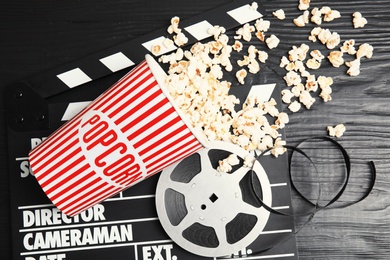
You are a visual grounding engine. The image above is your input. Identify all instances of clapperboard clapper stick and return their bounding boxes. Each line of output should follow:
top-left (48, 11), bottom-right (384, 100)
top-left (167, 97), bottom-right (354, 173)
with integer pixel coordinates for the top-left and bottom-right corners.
top-left (4, 0), bottom-right (265, 133)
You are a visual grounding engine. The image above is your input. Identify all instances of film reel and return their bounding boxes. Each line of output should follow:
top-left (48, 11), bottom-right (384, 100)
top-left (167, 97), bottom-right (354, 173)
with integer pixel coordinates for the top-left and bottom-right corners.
top-left (155, 141), bottom-right (272, 257)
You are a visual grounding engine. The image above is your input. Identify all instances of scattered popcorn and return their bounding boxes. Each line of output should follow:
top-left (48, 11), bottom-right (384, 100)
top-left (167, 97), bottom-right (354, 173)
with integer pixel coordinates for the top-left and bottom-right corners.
top-left (280, 56), bottom-right (290, 68)
top-left (258, 50), bottom-right (268, 63)
top-left (353, 12), bottom-right (368, 28)
top-left (284, 70), bottom-right (301, 86)
top-left (276, 112), bottom-right (289, 128)
top-left (310, 50), bottom-right (325, 61)
top-left (163, 38), bottom-right (174, 49)
top-left (250, 2), bottom-right (259, 11)
top-left (236, 23), bottom-right (255, 42)
top-left (173, 32), bottom-right (188, 46)
top-left (294, 10), bottom-right (309, 27)
top-left (340, 39), bottom-right (357, 55)
top-left (326, 32), bottom-right (341, 49)
top-left (327, 124), bottom-right (346, 138)
top-left (288, 100), bottom-right (302, 112)
top-left (208, 25), bottom-right (226, 40)
top-left (255, 31), bottom-right (265, 42)
top-left (291, 83), bottom-right (304, 97)
top-left (298, 0), bottom-right (310, 11)
top-left (317, 76), bottom-right (334, 89)
top-left (254, 18), bottom-right (270, 32)
top-left (221, 153), bottom-right (240, 172)
top-left (266, 34), bottom-right (280, 49)
top-left (236, 69), bottom-right (248, 84)
top-left (243, 154), bottom-right (255, 168)
top-left (217, 158), bottom-right (232, 173)
top-left (308, 27), bottom-right (322, 42)
top-left (273, 9), bottom-right (286, 20)
top-left (305, 74), bottom-right (318, 92)
top-left (288, 43), bottom-right (310, 62)
top-left (281, 89), bottom-right (294, 104)
top-left (311, 7), bottom-right (322, 25)
top-left (322, 7), bottom-right (341, 22)
top-left (232, 40), bottom-right (243, 52)
top-left (346, 59), bottom-right (361, 76)
top-left (306, 58), bottom-right (321, 70)
top-left (318, 76), bottom-right (333, 102)
top-left (299, 90), bottom-right (315, 109)
top-left (271, 138), bottom-right (287, 157)
top-left (167, 16), bottom-right (181, 34)
top-left (328, 51), bottom-right (344, 67)
top-left (356, 43), bottom-right (374, 59)
top-left (151, 44), bottom-right (162, 56)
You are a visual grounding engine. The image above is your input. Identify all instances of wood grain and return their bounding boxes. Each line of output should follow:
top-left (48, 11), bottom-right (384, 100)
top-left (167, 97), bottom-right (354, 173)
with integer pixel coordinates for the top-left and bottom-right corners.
top-left (1, 0), bottom-right (390, 259)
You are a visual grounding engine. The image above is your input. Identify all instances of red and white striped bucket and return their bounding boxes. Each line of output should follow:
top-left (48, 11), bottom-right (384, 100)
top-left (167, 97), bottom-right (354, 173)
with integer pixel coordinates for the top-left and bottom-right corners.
top-left (29, 55), bottom-right (208, 216)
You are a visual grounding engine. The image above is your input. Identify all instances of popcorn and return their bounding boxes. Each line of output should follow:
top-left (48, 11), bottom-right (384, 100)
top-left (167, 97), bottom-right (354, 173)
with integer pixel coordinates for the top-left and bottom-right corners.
top-left (281, 89), bottom-right (295, 104)
top-left (266, 34), bottom-right (280, 49)
top-left (236, 69), bottom-right (247, 84)
top-left (232, 40), bottom-right (243, 52)
top-left (328, 51), bottom-right (344, 67)
top-left (322, 7), bottom-right (341, 22)
top-left (310, 50), bottom-right (325, 61)
top-left (217, 154), bottom-right (240, 173)
top-left (317, 76), bottom-right (333, 89)
top-left (271, 138), bottom-right (287, 157)
top-left (167, 16), bottom-right (181, 34)
top-left (353, 12), bottom-right (368, 28)
top-left (306, 58), bottom-right (321, 70)
top-left (284, 71), bottom-right (301, 86)
top-left (288, 100), bottom-right (302, 112)
top-left (318, 76), bottom-right (333, 102)
top-left (208, 25), bottom-right (226, 40)
top-left (345, 59), bottom-right (361, 76)
top-left (244, 154), bottom-right (255, 168)
top-left (273, 9), bottom-right (286, 20)
top-left (305, 74), bottom-right (318, 92)
top-left (327, 124), bottom-right (346, 138)
top-left (298, 0), bottom-right (310, 11)
top-left (299, 90), bottom-right (315, 109)
top-left (258, 51), bottom-right (268, 63)
top-left (311, 7), bottom-right (322, 25)
top-left (276, 112), bottom-right (289, 128)
top-left (151, 44), bottom-right (162, 56)
top-left (254, 18), bottom-right (270, 32)
top-left (280, 56), bottom-right (290, 68)
top-left (288, 43), bottom-right (309, 62)
top-left (326, 32), bottom-right (341, 49)
top-left (255, 31), bottom-right (265, 42)
top-left (250, 2), bottom-right (259, 11)
top-left (291, 83), bottom-right (304, 97)
top-left (356, 43), bottom-right (374, 59)
top-left (340, 39), bottom-right (357, 55)
top-left (163, 38), bottom-right (174, 49)
top-left (308, 27), bottom-right (322, 42)
top-left (293, 10), bottom-right (309, 27)
top-left (173, 32), bottom-right (188, 46)
top-left (236, 23), bottom-right (255, 42)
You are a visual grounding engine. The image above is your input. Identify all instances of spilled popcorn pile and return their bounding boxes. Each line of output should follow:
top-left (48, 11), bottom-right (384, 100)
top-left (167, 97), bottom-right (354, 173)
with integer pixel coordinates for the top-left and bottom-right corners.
top-left (149, 1), bottom-right (373, 172)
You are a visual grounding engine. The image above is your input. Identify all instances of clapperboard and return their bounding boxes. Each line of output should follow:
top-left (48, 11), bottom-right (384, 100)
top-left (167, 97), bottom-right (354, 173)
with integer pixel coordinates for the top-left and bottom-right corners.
top-left (5, 1), bottom-right (298, 259)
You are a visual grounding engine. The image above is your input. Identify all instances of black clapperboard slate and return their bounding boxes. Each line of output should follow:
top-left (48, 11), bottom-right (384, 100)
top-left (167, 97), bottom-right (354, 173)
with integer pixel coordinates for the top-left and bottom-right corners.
top-left (5, 1), bottom-right (298, 259)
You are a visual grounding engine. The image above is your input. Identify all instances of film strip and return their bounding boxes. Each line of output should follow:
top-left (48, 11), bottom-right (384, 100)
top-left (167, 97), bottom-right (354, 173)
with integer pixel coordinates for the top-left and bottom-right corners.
top-left (6, 1), bottom-right (299, 259)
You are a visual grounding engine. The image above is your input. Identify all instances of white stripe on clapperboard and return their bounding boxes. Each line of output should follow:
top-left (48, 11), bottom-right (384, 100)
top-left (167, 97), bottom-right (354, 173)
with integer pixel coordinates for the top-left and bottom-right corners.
top-left (55, 3), bottom-right (263, 89)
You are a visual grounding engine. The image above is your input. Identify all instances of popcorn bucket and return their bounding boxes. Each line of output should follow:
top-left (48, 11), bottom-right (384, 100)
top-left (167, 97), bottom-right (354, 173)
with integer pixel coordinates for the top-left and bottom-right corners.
top-left (28, 55), bottom-right (208, 216)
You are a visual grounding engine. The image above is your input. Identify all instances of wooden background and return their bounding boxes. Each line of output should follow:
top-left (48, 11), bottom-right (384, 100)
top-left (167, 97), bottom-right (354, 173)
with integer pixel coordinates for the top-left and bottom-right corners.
top-left (1, 0), bottom-right (389, 259)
